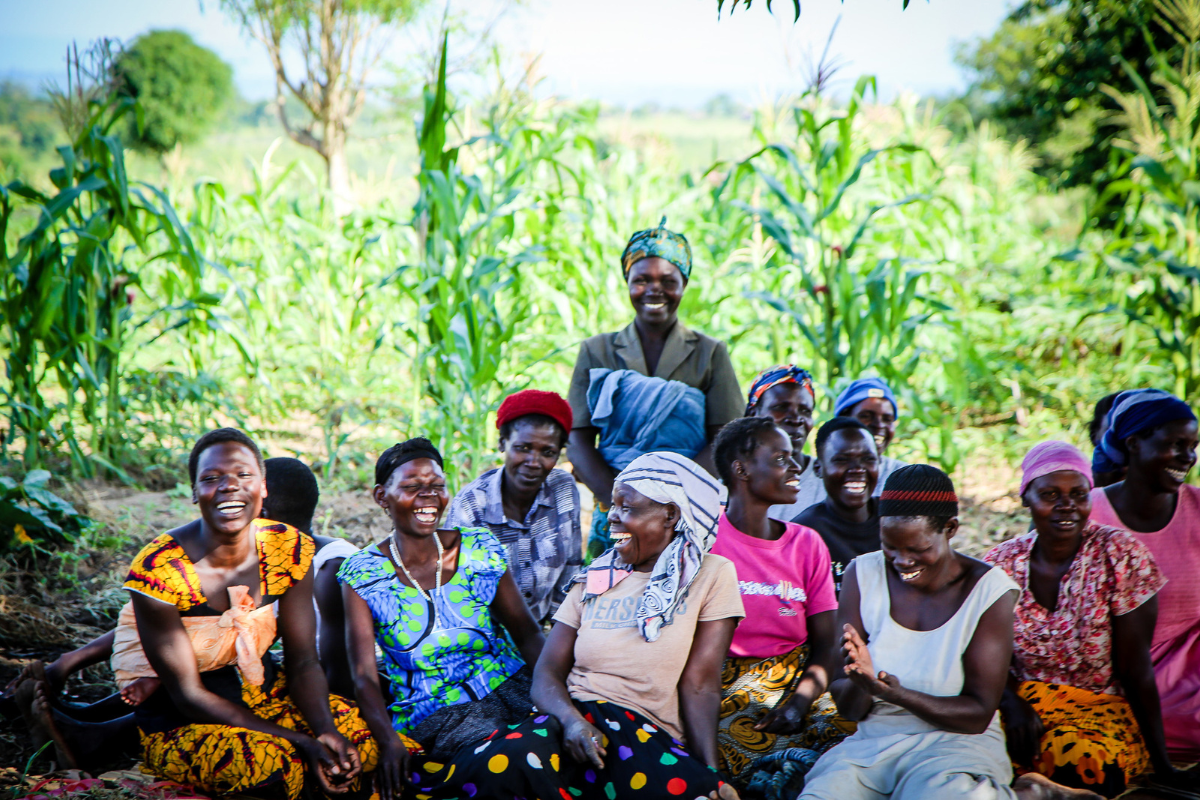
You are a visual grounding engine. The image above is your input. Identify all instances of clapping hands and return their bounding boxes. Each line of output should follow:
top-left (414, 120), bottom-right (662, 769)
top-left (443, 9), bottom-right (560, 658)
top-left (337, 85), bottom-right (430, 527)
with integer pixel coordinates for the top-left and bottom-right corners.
top-left (842, 624), bottom-right (901, 700)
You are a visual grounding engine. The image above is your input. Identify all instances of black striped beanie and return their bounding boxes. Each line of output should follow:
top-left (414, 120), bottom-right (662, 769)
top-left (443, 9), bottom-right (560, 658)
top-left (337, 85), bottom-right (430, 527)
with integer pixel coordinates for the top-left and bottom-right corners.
top-left (879, 463), bottom-right (958, 518)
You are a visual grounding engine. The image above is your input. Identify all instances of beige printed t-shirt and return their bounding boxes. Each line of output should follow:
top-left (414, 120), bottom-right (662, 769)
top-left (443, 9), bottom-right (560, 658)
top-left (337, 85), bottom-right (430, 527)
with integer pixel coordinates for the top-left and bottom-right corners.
top-left (552, 553), bottom-right (744, 740)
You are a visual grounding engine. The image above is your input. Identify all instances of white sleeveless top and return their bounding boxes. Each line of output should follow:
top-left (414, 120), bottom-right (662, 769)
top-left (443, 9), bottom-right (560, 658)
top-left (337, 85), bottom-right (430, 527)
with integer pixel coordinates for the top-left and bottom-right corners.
top-left (855, 550), bottom-right (1018, 737)
top-left (312, 538), bottom-right (359, 651)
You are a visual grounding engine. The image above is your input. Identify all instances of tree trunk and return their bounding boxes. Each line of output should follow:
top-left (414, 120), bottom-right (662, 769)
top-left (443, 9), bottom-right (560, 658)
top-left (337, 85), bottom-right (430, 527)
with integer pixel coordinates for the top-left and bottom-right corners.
top-left (325, 117), bottom-right (352, 217)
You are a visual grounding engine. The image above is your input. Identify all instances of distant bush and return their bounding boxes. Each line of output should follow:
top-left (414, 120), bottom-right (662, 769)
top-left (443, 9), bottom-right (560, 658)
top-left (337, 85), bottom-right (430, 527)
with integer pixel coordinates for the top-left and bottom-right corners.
top-left (0, 82), bottom-right (60, 179)
top-left (113, 29), bottom-right (234, 153)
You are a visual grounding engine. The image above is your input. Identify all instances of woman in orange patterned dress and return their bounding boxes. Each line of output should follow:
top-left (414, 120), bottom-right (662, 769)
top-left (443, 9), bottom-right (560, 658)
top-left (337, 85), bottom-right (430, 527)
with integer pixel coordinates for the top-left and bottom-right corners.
top-left (123, 428), bottom-right (393, 799)
top-left (986, 441), bottom-right (1199, 798)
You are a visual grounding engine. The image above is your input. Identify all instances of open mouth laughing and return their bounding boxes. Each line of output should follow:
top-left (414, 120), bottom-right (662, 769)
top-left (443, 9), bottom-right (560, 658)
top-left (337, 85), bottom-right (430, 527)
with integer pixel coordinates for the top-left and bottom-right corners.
top-left (844, 480), bottom-right (867, 495)
top-left (1166, 467), bottom-right (1189, 483)
top-left (414, 506), bottom-right (439, 525)
top-left (610, 531), bottom-right (631, 544)
top-left (642, 302), bottom-right (666, 312)
top-left (897, 567), bottom-right (924, 582)
top-left (216, 500), bottom-right (247, 518)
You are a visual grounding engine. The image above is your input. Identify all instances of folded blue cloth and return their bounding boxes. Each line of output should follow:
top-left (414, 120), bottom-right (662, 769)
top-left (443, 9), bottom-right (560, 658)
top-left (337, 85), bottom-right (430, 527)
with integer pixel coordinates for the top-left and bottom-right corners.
top-left (586, 368), bottom-right (707, 472)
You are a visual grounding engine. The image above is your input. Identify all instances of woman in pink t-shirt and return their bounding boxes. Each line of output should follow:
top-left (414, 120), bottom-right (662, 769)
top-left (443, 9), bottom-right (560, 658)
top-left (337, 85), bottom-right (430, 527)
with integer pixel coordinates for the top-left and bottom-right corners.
top-left (1089, 389), bottom-right (1200, 763)
top-left (710, 416), bottom-right (847, 788)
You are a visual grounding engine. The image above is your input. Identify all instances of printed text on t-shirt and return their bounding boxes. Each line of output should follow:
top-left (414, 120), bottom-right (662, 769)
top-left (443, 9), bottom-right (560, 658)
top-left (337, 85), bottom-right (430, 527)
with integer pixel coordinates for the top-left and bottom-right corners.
top-left (738, 580), bottom-right (808, 602)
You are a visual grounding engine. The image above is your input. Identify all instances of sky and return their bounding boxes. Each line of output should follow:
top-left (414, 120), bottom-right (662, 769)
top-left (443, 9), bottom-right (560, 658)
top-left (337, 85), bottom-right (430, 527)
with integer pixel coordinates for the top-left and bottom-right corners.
top-left (0, 0), bottom-right (1014, 107)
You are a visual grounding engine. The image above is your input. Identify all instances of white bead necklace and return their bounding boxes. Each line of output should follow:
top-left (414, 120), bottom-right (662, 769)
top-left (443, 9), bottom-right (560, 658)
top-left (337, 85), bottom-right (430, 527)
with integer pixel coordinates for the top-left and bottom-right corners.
top-left (389, 530), bottom-right (443, 631)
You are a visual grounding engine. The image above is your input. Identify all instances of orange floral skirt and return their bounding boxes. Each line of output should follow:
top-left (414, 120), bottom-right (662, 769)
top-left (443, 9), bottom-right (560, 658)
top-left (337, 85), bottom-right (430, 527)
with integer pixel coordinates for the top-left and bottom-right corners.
top-left (1017, 680), bottom-right (1150, 797)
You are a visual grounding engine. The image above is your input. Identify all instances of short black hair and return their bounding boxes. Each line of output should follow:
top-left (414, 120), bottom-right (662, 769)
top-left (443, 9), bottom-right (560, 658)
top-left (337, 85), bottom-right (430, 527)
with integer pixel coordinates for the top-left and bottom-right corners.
top-left (189, 427), bottom-right (264, 485)
top-left (814, 417), bottom-right (871, 458)
top-left (262, 457), bottom-right (320, 534)
top-left (499, 413), bottom-right (568, 449)
top-left (886, 515), bottom-right (953, 534)
top-left (713, 416), bottom-right (781, 487)
top-left (1088, 392), bottom-right (1123, 448)
top-left (375, 437), bottom-right (443, 488)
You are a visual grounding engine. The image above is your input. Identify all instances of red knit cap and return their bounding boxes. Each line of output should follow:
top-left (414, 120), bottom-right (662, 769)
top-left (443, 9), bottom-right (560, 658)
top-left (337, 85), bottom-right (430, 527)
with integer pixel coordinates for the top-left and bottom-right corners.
top-left (496, 389), bottom-right (573, 435)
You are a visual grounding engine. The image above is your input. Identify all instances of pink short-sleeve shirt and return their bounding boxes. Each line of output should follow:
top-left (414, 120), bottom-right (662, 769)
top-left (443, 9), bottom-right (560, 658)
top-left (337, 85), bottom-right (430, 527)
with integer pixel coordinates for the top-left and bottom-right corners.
top-left (710, 514), bottom-right (838, 659)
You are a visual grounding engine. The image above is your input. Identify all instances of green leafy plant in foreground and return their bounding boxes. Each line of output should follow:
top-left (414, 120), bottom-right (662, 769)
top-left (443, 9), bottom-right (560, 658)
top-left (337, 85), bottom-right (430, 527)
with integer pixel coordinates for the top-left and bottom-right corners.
top-left (0, 469), bottom-right (97, 553)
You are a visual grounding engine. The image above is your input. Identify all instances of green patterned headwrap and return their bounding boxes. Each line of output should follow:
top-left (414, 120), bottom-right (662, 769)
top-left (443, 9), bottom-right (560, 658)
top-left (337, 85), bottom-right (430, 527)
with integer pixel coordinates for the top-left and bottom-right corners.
top-left (621, 216), bottom-right (693, 281)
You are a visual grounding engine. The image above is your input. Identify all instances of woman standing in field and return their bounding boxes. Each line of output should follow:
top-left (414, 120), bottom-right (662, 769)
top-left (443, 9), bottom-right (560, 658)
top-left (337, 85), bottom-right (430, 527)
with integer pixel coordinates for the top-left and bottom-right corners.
top-left (568, 217), bottom-right (743, 559)
top-left (1088, 388), bottom-right (1200, 761)
top-left (986, 441), bottom-right (1197, 798)
top-left (122, 428), bottom-right (377, 799)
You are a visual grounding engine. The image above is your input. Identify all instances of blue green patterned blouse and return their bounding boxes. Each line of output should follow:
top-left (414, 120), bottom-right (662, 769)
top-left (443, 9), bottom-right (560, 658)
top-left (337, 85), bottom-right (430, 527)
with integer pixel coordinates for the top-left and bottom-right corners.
top-left (337, 527), bottom-right (525, 733)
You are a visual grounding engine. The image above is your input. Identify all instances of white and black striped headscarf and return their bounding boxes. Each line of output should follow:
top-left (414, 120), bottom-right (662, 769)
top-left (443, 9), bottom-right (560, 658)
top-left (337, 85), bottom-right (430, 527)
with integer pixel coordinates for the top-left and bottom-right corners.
top-left (574, 451), bottom-right (725, 642)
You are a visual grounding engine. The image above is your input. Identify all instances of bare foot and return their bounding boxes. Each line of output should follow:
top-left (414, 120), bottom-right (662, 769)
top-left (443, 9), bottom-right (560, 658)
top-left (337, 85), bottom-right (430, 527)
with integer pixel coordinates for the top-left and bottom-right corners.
top-left (29, 682), bottom-right (78, 770)
top-left (4, 660), bottom-right (49, 696)
top-left (1013, 772), bottom-right (1103, 800)
top-left (708, 783), bottom-right (740, 800)
top-left (120, 677), bottom-right (160, 706)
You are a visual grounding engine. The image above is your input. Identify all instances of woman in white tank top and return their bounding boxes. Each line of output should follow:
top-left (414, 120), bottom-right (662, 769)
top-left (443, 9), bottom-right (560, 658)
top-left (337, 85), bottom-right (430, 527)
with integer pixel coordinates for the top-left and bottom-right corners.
top-left (800, 465), bottom-right (1101, 800)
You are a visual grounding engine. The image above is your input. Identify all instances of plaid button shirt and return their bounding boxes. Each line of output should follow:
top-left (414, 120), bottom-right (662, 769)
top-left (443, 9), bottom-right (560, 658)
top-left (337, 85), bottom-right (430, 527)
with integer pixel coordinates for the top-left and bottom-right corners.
top-left (447, 467), bottom-right (582, 623)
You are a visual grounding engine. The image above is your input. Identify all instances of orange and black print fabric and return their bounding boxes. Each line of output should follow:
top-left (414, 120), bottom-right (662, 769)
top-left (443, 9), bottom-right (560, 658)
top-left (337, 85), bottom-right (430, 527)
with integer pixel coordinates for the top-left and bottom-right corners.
top-left (124, 519), bottom-right (315, 610)
top-left (140, 674), bottom-right (411, 800)
top-left (1016, 680), bottom-right (1150, 797)
top-left (718, 644), bottom-right (855, 784)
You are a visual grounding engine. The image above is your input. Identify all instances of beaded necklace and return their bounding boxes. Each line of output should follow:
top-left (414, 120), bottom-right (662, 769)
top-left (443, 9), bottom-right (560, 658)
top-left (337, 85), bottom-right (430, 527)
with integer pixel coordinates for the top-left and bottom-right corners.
top-left (389, 530), bottom-right (444, 631)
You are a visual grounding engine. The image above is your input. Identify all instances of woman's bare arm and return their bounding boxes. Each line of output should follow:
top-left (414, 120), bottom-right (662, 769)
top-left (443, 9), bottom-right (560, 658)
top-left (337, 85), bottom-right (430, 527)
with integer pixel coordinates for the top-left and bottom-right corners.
top-left (678, 617), bottom-right (738, 770)
top-left (490, 570), bottom-right (546, 667)
top-left (1113, 597), bottom-right (1173, 773)
top-left (828, 563), bottom-right (873, 721)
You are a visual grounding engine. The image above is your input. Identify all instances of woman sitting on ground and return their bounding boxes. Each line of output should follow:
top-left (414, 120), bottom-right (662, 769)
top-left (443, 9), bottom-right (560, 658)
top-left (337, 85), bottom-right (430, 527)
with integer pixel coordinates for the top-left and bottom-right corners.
top-left (743, 365), bottom-right (823, 521)
top-left (122, 428), bottom-right (375, 799)
top-left (338, 438), bottom-right (546, 800)
top-left (986, 441), bottom-right (1198, 798)
top-left (1089, 389), bottom-right (1200, 762)
top-left (792, 418), bottom-right (881, 596)
top-left (568, 217), bottom-right (743, 559)
top-left (9, 455), bottom-right (356, 774)
top-left (402, 452), bottom-right (743, 799)
top-left (710, 417), bottom-right (846, 790)
top-left (801, 464), bottom-right (1095, 800)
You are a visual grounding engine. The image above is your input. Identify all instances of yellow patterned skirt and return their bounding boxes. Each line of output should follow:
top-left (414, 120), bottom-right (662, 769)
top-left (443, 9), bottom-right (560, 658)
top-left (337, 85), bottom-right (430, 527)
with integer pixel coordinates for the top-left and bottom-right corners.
top-left (717, 644), bottom-right (855, 783)
top-left (1017, 680), bottom-right (1151, 796)
top-left (139, 673), bottom-right (408, 800)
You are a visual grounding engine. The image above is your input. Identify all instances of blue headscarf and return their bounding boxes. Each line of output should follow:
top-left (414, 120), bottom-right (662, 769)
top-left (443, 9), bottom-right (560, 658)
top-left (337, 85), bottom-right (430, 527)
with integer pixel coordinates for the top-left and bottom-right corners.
top-left (1092, 389), bottom-right (1196, 474)
top-left (834, 377), bottom-right (898, 418)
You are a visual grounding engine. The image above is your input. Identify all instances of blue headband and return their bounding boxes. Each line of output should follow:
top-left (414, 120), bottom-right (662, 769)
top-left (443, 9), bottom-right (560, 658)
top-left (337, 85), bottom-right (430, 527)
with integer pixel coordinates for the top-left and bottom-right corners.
top-left (834, 378), bottom-right (898, 418)
top-left (1092, 389), bottom-right (1195, 473)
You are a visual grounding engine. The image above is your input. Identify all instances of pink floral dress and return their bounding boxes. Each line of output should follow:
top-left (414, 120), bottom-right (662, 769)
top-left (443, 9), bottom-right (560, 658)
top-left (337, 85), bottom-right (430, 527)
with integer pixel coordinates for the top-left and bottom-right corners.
top-left (985, 524), bottom-right (1165, 696)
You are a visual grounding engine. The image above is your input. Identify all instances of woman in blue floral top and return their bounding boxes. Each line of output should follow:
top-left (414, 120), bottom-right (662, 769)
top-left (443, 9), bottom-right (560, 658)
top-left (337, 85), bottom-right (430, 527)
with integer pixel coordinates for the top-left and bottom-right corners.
top-left (339, 438), bottom-right (545, 800)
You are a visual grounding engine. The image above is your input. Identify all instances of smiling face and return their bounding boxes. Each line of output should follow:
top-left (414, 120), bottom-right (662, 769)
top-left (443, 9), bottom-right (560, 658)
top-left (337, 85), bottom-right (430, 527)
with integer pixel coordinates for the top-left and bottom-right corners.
top-left (734, 426), bottom-right (801, 505)
top-left (500, 418), bottom-right (563, 499)
top-left (193, 441), bottom-right (267, 537)
top-left (847, 397), bottom-right (897, 455)
top-left (879, 515), bottom-right (957, 588)
top-left (1024, 470), bottom-right (1092, 540)
top-left (1126, 418), bottom-right (1199, 493)
top-left (608, 481), bottom-right (679, 570)
top-left (627, 257), bottom-right (685, 328)
top-left (374, 458), bottom-right (449, 537)
top-left (753, 383), bottom-right (815, 455)
top-left (817, 428), bottom-right (880, 511)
